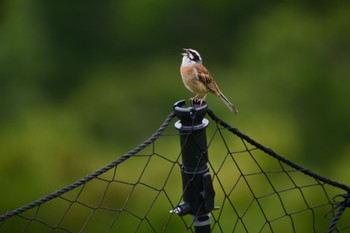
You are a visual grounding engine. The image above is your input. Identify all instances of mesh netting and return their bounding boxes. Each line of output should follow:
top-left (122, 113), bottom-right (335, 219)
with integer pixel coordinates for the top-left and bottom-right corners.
top-left (0, 108), bottom-right (349, 233)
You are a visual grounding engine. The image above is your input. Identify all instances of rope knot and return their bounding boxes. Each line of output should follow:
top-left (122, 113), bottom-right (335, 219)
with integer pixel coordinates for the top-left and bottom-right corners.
top-left (326, 192), bottom-right (350, 233)
top-left (334, 192), bottom-right (350, 207)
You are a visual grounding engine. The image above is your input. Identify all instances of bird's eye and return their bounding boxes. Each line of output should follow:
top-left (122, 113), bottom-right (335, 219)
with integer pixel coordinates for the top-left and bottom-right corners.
top-left (188, 50), bottom-right (200, 62)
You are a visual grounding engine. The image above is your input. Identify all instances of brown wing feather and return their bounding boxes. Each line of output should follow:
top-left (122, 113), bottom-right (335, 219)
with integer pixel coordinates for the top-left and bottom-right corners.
top-left (192, 64), bottom-right (238, 114)
top-left (193, 65), bottom-right (221, 95)
top-left (194, 66), bottom-right (211, 83)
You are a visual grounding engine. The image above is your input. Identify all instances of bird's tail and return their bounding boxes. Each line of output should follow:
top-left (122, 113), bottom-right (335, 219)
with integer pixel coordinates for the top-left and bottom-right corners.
top-left (219, 93), bottom-right (238, 114)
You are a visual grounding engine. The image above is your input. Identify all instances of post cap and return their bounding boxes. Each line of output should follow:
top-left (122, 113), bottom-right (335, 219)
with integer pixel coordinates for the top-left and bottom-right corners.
top-left (173, 100), bottom-right (209, 131)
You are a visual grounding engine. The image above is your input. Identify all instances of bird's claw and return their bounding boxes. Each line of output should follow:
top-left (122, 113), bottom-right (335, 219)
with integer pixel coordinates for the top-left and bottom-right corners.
top-left (190, 97), bottom-right (204, 106)
top-left (189, 95), bottom-right (199, 106)
top-left (189, 98), bottom-right (196, 106)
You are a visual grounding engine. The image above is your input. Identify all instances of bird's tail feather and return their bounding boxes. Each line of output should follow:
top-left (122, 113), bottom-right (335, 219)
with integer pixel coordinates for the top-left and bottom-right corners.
top-left (219, 93), bottom-right (238, 114)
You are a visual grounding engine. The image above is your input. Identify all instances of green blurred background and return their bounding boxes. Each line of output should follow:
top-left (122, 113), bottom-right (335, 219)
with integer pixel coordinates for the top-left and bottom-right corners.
top-left (1, 0), bottom-right (350, 229)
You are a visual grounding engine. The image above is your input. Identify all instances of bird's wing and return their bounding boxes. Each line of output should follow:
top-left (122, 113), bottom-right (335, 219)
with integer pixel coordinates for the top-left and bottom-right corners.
top-left (193, 65), bottom-right (212, 83)
top-left (194, 65), bottom-right (221, 95)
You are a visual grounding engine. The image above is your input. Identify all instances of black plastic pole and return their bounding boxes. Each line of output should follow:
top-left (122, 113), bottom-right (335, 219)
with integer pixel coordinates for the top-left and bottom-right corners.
top-left (171, 100), bottom-right (215, 233)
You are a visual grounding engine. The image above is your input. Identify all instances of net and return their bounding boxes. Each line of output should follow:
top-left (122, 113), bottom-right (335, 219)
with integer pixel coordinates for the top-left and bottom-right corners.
top-left (0, 108), bottom-right (349, 232)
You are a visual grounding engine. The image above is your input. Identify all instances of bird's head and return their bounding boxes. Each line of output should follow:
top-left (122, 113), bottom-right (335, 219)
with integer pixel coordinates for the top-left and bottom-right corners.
top-left (181, 48), bottom-right (202, 66)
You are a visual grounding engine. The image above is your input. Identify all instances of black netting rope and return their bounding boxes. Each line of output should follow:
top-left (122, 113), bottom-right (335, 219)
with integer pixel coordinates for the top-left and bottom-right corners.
top-left (0, 110), bottom-right (350, 233)
top-left (326, 193), bottom-right (350, 233)
top-left (207, 108), bottom-right (350, 232)
top-left (0, 111), bottom-right (176, 222)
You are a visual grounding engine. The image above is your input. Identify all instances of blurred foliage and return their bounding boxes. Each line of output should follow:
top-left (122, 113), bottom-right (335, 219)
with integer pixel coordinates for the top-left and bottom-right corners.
top-left (1, 0), bottom-right (350, 231)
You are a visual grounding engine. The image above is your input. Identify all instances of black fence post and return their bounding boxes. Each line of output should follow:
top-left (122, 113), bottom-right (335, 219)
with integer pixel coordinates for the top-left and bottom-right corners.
top-left (171, 100), bottom-right (215, 233)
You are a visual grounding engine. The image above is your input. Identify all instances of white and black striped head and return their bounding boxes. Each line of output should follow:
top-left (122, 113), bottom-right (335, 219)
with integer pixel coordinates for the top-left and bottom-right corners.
top-left (181, 48), bottom-right (202, 67)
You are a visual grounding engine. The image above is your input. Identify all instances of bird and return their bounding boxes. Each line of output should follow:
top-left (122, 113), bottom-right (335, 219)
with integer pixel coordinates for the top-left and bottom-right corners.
top-left (180, 48), bottom-right (238, 114)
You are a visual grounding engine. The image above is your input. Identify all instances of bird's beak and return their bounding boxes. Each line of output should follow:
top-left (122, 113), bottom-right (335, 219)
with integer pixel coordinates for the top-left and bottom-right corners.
top-left (181, 48), bottom-right (189, 56)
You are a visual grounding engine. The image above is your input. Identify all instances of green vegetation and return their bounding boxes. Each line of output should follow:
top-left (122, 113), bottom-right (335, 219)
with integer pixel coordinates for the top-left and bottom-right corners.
top-left (1, 0), bottom-right (350, 231)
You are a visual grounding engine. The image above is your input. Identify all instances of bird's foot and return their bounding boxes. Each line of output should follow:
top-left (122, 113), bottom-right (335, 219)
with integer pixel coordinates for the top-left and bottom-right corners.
top-left (190, 98), bottom-right (206, 106)
top-left (189, 95), bottom-right (199, 106)
top-left (189, 98), bottom-right (197, 106)
top-left (198, 94), bottom-right (207, 106)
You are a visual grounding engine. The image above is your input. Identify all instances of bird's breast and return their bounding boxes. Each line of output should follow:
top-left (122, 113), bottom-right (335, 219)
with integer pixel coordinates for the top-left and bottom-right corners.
top-left (180, 67), bottom-right (208, 94)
